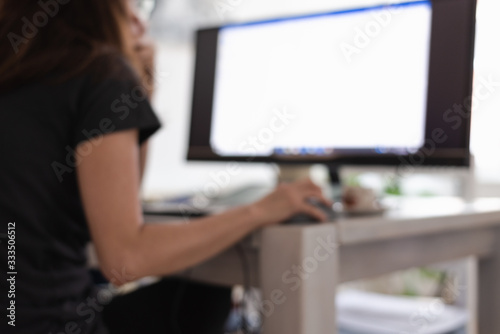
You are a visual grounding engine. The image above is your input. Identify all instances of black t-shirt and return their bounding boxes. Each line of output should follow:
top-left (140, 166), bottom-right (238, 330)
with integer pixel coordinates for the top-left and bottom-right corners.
top-left (0, 56), bottom-right (161, 333)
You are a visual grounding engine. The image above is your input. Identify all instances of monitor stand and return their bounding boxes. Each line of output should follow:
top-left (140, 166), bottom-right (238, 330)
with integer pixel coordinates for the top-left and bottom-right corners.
top-left (327, 164), bottom-right (343, 201)
top-left (277, 164), bottom-right (312, 183)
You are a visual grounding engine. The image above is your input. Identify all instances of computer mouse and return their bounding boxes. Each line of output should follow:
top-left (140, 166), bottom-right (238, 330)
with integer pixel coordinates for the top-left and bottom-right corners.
top-left (283, 199), bottom-right (337, 225)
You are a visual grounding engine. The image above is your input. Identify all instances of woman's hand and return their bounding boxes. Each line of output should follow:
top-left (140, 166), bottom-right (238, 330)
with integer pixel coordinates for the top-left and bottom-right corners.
top-left (250, 178), bottom-right (332, 227)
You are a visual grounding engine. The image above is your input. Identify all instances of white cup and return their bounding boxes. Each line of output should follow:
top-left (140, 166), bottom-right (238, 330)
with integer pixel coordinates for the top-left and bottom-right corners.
top-left (342, 186), bottom-right (378, 212)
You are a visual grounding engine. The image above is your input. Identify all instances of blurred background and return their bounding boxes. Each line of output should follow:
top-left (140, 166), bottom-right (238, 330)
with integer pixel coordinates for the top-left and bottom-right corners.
top-left (142, 0), bottom-right (500, 199)
top-left (135, 2), bottom-right (498, 332)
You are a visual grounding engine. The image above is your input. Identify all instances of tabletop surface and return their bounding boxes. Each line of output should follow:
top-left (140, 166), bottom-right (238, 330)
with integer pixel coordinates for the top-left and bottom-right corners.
top-left (333, 197), bottom-right (500, 244)
top-left (145, 197), bottom-right (500, 247)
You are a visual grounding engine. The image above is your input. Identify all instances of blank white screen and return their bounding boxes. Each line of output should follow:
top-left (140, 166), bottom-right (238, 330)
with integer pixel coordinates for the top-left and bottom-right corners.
top-left (210, 1), bottom-right (432, 156)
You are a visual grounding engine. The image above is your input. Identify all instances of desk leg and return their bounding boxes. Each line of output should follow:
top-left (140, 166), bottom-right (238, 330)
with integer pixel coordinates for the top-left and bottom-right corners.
top-left (478, 227), bottom-right (500, 333)
top-left (259, 225), bottom-right (338, 334)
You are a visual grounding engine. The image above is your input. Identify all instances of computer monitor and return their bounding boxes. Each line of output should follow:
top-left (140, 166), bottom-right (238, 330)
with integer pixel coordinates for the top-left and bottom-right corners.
top-left (187, 0), bottom-right (476, 171)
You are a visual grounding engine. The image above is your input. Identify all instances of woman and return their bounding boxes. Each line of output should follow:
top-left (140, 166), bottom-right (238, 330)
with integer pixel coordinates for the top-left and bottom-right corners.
top-left (0, 0), bottom-right (330, 333)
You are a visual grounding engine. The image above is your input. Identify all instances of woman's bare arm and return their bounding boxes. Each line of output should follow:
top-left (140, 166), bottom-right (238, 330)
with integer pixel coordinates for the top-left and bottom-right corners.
top-left (139, 141), bottom-right (148, 183)
top-left (76, 129), bottom-right (330, 284)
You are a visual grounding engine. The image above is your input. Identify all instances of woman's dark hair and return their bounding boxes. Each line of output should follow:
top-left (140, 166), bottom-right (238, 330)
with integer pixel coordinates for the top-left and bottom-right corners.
top-left (0, 0), bottom-right (136, 91)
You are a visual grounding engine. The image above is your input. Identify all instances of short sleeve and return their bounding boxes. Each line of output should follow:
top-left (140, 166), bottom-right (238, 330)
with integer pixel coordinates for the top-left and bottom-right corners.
top-left (73, 57), bottom-right (161, 148)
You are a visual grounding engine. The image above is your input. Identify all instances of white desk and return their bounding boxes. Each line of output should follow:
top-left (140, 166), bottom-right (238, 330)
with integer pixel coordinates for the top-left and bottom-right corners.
top-left (146, 197), bottom-right (500, 334)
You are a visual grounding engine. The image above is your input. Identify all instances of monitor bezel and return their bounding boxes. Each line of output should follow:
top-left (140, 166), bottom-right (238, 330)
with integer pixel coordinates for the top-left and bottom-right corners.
top-left (187, 0), bottom-right (476, 167)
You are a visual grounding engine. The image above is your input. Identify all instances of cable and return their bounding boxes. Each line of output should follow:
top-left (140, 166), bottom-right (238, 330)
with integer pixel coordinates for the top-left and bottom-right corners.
top-left (235, 243), bottom-right (254, 334)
